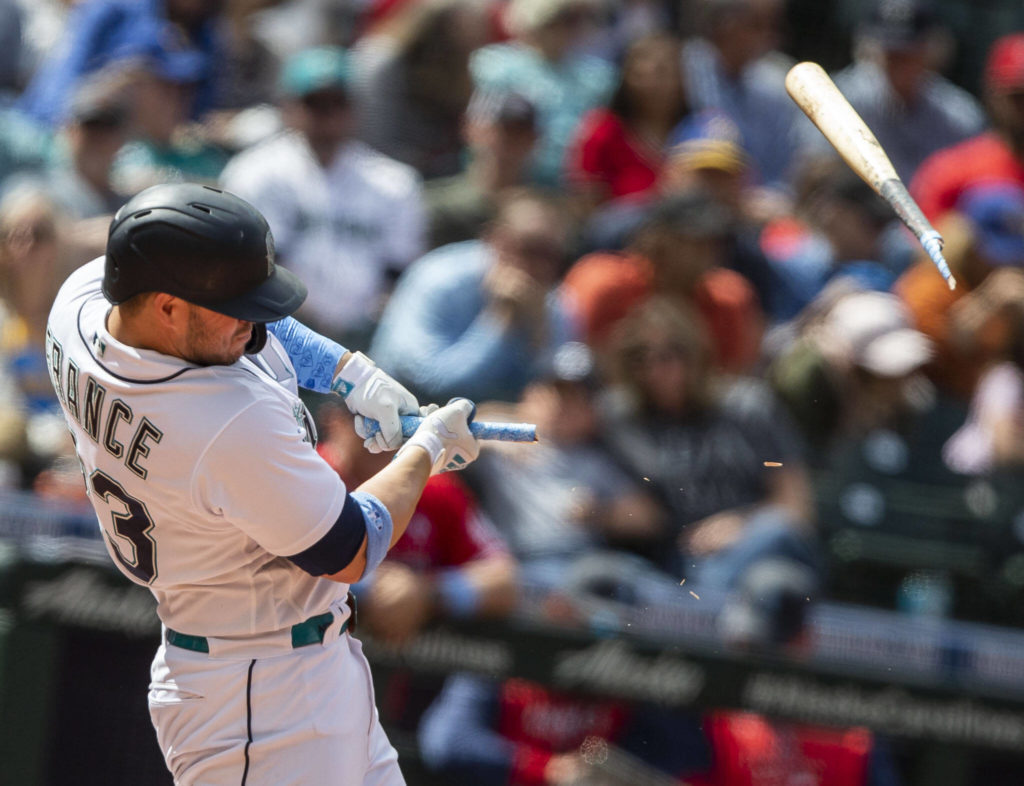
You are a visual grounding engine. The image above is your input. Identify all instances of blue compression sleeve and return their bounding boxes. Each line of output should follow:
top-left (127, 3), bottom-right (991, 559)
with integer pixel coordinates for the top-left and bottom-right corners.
top-left (352, 490), bottom-right (393, 577)
top-left (267, 318), bottom-right (346, 393)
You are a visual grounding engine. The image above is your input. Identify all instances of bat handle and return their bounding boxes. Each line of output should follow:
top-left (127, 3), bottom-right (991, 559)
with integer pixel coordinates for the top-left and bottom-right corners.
top-left (880, 179), bottom-right (956, 290)
top-left (919, 230), bottom-right (955, 290)
top-left (362, 415), bottom-right (538, 443)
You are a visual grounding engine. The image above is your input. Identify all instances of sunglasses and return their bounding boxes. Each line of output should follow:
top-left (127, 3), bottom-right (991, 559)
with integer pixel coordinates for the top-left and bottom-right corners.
top-left (302, 92), bottom-right (349, 115)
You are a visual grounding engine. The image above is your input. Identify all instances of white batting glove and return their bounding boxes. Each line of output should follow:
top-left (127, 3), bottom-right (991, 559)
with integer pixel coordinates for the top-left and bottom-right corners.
top-left (396, 398), bottom-right (480, 475)
top-left (331, 352), bottom-right (419, 453)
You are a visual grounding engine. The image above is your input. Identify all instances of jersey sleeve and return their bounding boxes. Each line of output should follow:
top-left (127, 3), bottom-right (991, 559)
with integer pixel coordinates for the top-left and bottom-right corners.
top-left (193, 396), bottom-right (348, 557)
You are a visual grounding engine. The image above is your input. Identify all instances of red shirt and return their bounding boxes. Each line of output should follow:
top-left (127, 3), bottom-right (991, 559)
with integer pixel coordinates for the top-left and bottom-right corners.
top-left (690, 712), bottom-right (873, 786)
top-left (388, 472), bottom-right (507, 571)
top-left (567, 109), bottom-right (663, 201)
top-left (911, 132), bottom-right (1024, 222)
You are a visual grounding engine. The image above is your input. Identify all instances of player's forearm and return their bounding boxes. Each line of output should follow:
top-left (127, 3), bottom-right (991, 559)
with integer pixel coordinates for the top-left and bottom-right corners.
top-left (355, 445), bottom-right (432, 548)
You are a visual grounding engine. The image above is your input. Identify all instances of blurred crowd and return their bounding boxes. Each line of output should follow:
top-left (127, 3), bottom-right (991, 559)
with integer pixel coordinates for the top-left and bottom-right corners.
top-left (3, 0), bottom-right (1024, 783)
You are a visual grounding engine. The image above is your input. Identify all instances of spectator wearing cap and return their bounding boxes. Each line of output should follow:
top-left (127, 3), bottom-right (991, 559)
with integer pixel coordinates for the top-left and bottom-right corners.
top-left (370, 189), bottom-right (576, 403)
top-left (109, 51), bottom-right (230, 194)
top-left (911, 33), bottom-right (1024, 222)
top-left (797, 0), bottom-right (983, 185)
top-left (470, 0), bottom-right (617, 187)
top-left (897, 181), bottom-right (1024, 400)
top-left (562, 187), bottom-right (764, 373)
top-left (566, 32), bottom-right (689, 207)
top-left (17, 0), bottom-right (226, 129)
top-left (468, 341), bottom-right (667, 576)
top-left (24, 74), bottom-right (130, 220)
top-left (770, 288), bottom-right (934, 462)
top-left (352, 0), bottom-right (490, 180)
top-left (681, 0), bottom-right (802, 187)
top-left (424, 89), bottom-right (539, 250)
top-left (221, 46), bottom-right (426, 348)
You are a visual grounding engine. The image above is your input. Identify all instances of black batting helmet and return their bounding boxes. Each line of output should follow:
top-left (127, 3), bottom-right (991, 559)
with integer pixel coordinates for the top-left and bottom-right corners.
top-left (103, 183), bottom-right (306, 323)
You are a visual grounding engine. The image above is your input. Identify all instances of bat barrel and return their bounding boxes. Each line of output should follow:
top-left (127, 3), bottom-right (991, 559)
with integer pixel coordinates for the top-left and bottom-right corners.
top-left (363, 415), bottom-right (538, 443)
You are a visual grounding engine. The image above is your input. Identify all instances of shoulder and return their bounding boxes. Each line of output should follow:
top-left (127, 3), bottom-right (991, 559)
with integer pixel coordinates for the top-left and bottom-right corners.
top-left (222, 132), bottom-right (308, 179)
top-left (470, 42), bottom-right (531, 79)
top-left (717, 377), bottom-right (785, 422)
top-left (577, 109), bottom-right (623, 142)
top-left (338, 141), bottom-right (423, 197)
top-left (399, 241), bottom-right (489, 286)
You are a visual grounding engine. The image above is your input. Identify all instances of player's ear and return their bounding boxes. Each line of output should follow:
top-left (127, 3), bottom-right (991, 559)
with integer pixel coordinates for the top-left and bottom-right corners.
top-left (151, 293), bottom-right (187, 329)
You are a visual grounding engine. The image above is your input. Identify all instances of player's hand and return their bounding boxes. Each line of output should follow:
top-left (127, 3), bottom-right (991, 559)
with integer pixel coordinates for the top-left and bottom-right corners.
top-left (396, 398), bottom-right (480, 475)
top-left (331, 352), bottom-right (419, 453)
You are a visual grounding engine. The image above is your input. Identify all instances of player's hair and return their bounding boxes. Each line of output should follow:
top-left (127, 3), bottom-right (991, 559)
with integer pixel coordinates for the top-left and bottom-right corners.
top-left (608, 297), bottom-right (713, 416)
top-left (608, 33), bottom-right (689, 128)
top-left (115, 291), bottom-right (157, 319)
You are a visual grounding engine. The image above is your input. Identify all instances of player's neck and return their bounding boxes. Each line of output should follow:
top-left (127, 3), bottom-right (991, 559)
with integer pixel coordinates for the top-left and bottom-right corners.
top-left (107, 305), bottom-right (178, 357)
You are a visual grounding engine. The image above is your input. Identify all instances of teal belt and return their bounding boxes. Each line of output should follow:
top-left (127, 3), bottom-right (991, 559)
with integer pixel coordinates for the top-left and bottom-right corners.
top-left (166, 612), bottom-right (343, 654)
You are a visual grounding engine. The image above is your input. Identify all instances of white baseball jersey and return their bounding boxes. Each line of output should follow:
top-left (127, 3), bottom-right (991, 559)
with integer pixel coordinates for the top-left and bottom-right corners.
top-left (220, 132), bottom-right (425, 336)
top-left (45, 259), bottom-right (349, 638)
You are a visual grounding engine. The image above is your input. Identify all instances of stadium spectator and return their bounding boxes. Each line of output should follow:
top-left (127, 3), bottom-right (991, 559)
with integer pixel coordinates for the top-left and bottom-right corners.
top-left (911, 32), bottom-right (1024, 222)
top-left (470, 0), bottom-right (617, 186)
top-left (24, 74), bottom-right (130, 219)
top-left (468, 341), bottom-right (667, 575)
top-left (601, 299), bottom-right (819, 619)
top-left (419, 673), bottom-right (711, 786)
top-left (0, 187), bottom-right (77, 486)
top-left (110, 53), bottom-right (229, 195)
top-left (221, 46), bottom-right (426, 347)
top-left (353, 0), bottom-right (490, 180)
top-left (897, 181), bottom-right (1024, 400)
top-left (17, 0), bottom-right (226, 128)
top-left (681, 0), bottom-right (801, 187)
top-left (796, 0), bottom-right (984, 184)
top-left (771, 288), bottom-right (934, 464)
top-left (566, 32), bottom-right (689, 206)
top-left (562, 188), bottom-right (764, 373)
top-left (758, 159), bottom-right (917, 324)
top-left (424, 89), bottom-right (538, 250)
top-left (370, 189), bottom-right (575, 403)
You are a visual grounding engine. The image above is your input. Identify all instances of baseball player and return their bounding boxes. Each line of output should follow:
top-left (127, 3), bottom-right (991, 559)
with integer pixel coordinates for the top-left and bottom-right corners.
top-left (44, 183), bottom-right (481, 785)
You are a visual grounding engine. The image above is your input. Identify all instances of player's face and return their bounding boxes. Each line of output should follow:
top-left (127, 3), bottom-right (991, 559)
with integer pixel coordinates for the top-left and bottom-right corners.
top-left (182, 304), bottom-right (253, 366)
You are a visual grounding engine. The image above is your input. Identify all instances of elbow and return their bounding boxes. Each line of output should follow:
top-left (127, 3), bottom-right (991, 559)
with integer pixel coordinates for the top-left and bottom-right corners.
top-left (325, 548), bottom-right (367, 585)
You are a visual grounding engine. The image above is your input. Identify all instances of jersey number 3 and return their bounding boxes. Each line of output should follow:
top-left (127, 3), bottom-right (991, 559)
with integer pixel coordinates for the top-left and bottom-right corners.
top-left (90, 471), bottom-right (158, 584)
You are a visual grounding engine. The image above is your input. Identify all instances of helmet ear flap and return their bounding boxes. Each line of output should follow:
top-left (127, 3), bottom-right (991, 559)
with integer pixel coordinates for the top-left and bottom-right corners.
top-left (245, 323), bottom-right (268, 354)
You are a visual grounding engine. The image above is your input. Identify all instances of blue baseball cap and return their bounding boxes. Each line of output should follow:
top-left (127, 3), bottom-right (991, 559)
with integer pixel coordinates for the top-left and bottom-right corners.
top-left (958, 182), bottom-right (1024, 266)
top-left (280, 47), bottom-right (352, 98)
top-left (666, 110), bottom-right (747, 173)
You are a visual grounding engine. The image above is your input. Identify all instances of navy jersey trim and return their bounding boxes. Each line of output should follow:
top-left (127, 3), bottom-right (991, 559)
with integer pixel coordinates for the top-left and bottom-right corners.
top-left (241, 659), bottom-right (256, 785)
top-left (77, 297), bottom-right (196, 385)
top-left (285, 493), bottom-right (368, 576)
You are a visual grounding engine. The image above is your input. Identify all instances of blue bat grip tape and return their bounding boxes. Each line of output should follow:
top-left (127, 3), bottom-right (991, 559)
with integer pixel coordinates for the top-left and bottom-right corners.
top-left (365, 415), bottom-right (537, 442)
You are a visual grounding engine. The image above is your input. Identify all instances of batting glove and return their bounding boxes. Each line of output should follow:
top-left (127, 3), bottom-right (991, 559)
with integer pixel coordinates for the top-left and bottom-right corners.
top-left (396, 398), bottom-right (480, 475)
top-left (331, 352), bottom-right (419, 453)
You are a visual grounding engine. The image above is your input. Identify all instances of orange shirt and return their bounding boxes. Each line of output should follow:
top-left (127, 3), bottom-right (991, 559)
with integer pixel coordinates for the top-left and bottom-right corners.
top-left (561, 251), bottom-right (763, 372)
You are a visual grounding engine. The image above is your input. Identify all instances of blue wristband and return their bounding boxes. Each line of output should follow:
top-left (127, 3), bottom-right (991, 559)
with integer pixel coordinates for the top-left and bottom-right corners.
top-left (352, 490), bottom-right (394, 578)
top-left (436, 569), bottom-right (481, 618)
top-left (267, 318), bottom-right (346, 393)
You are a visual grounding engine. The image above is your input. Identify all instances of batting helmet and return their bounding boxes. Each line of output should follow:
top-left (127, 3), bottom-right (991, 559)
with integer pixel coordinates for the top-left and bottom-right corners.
top-left (103, 183), bottom-right (307, 323)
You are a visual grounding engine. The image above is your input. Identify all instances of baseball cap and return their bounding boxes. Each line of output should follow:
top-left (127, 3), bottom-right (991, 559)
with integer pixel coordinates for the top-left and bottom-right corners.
top-left (68, 75), bottom-right (130, 127)
top-left (957, 182), bottom-right (1024, 266)
top-left (466, 90), bottom-right (537, 130)
top-left (860, 0), bottom-right (936, 49)
top-left (825, 291), bottom-right (933, 377)
top-left (985, 33), bottom-right (1024, 93)
top-left (666, 110), bottom-right (747, 174)
top-left (280, 47), bottom-right (352, 98)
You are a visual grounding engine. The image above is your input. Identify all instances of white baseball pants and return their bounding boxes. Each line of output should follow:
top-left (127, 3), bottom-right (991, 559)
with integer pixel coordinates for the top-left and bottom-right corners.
top-left (147, 627), bottom-right (404, 786)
